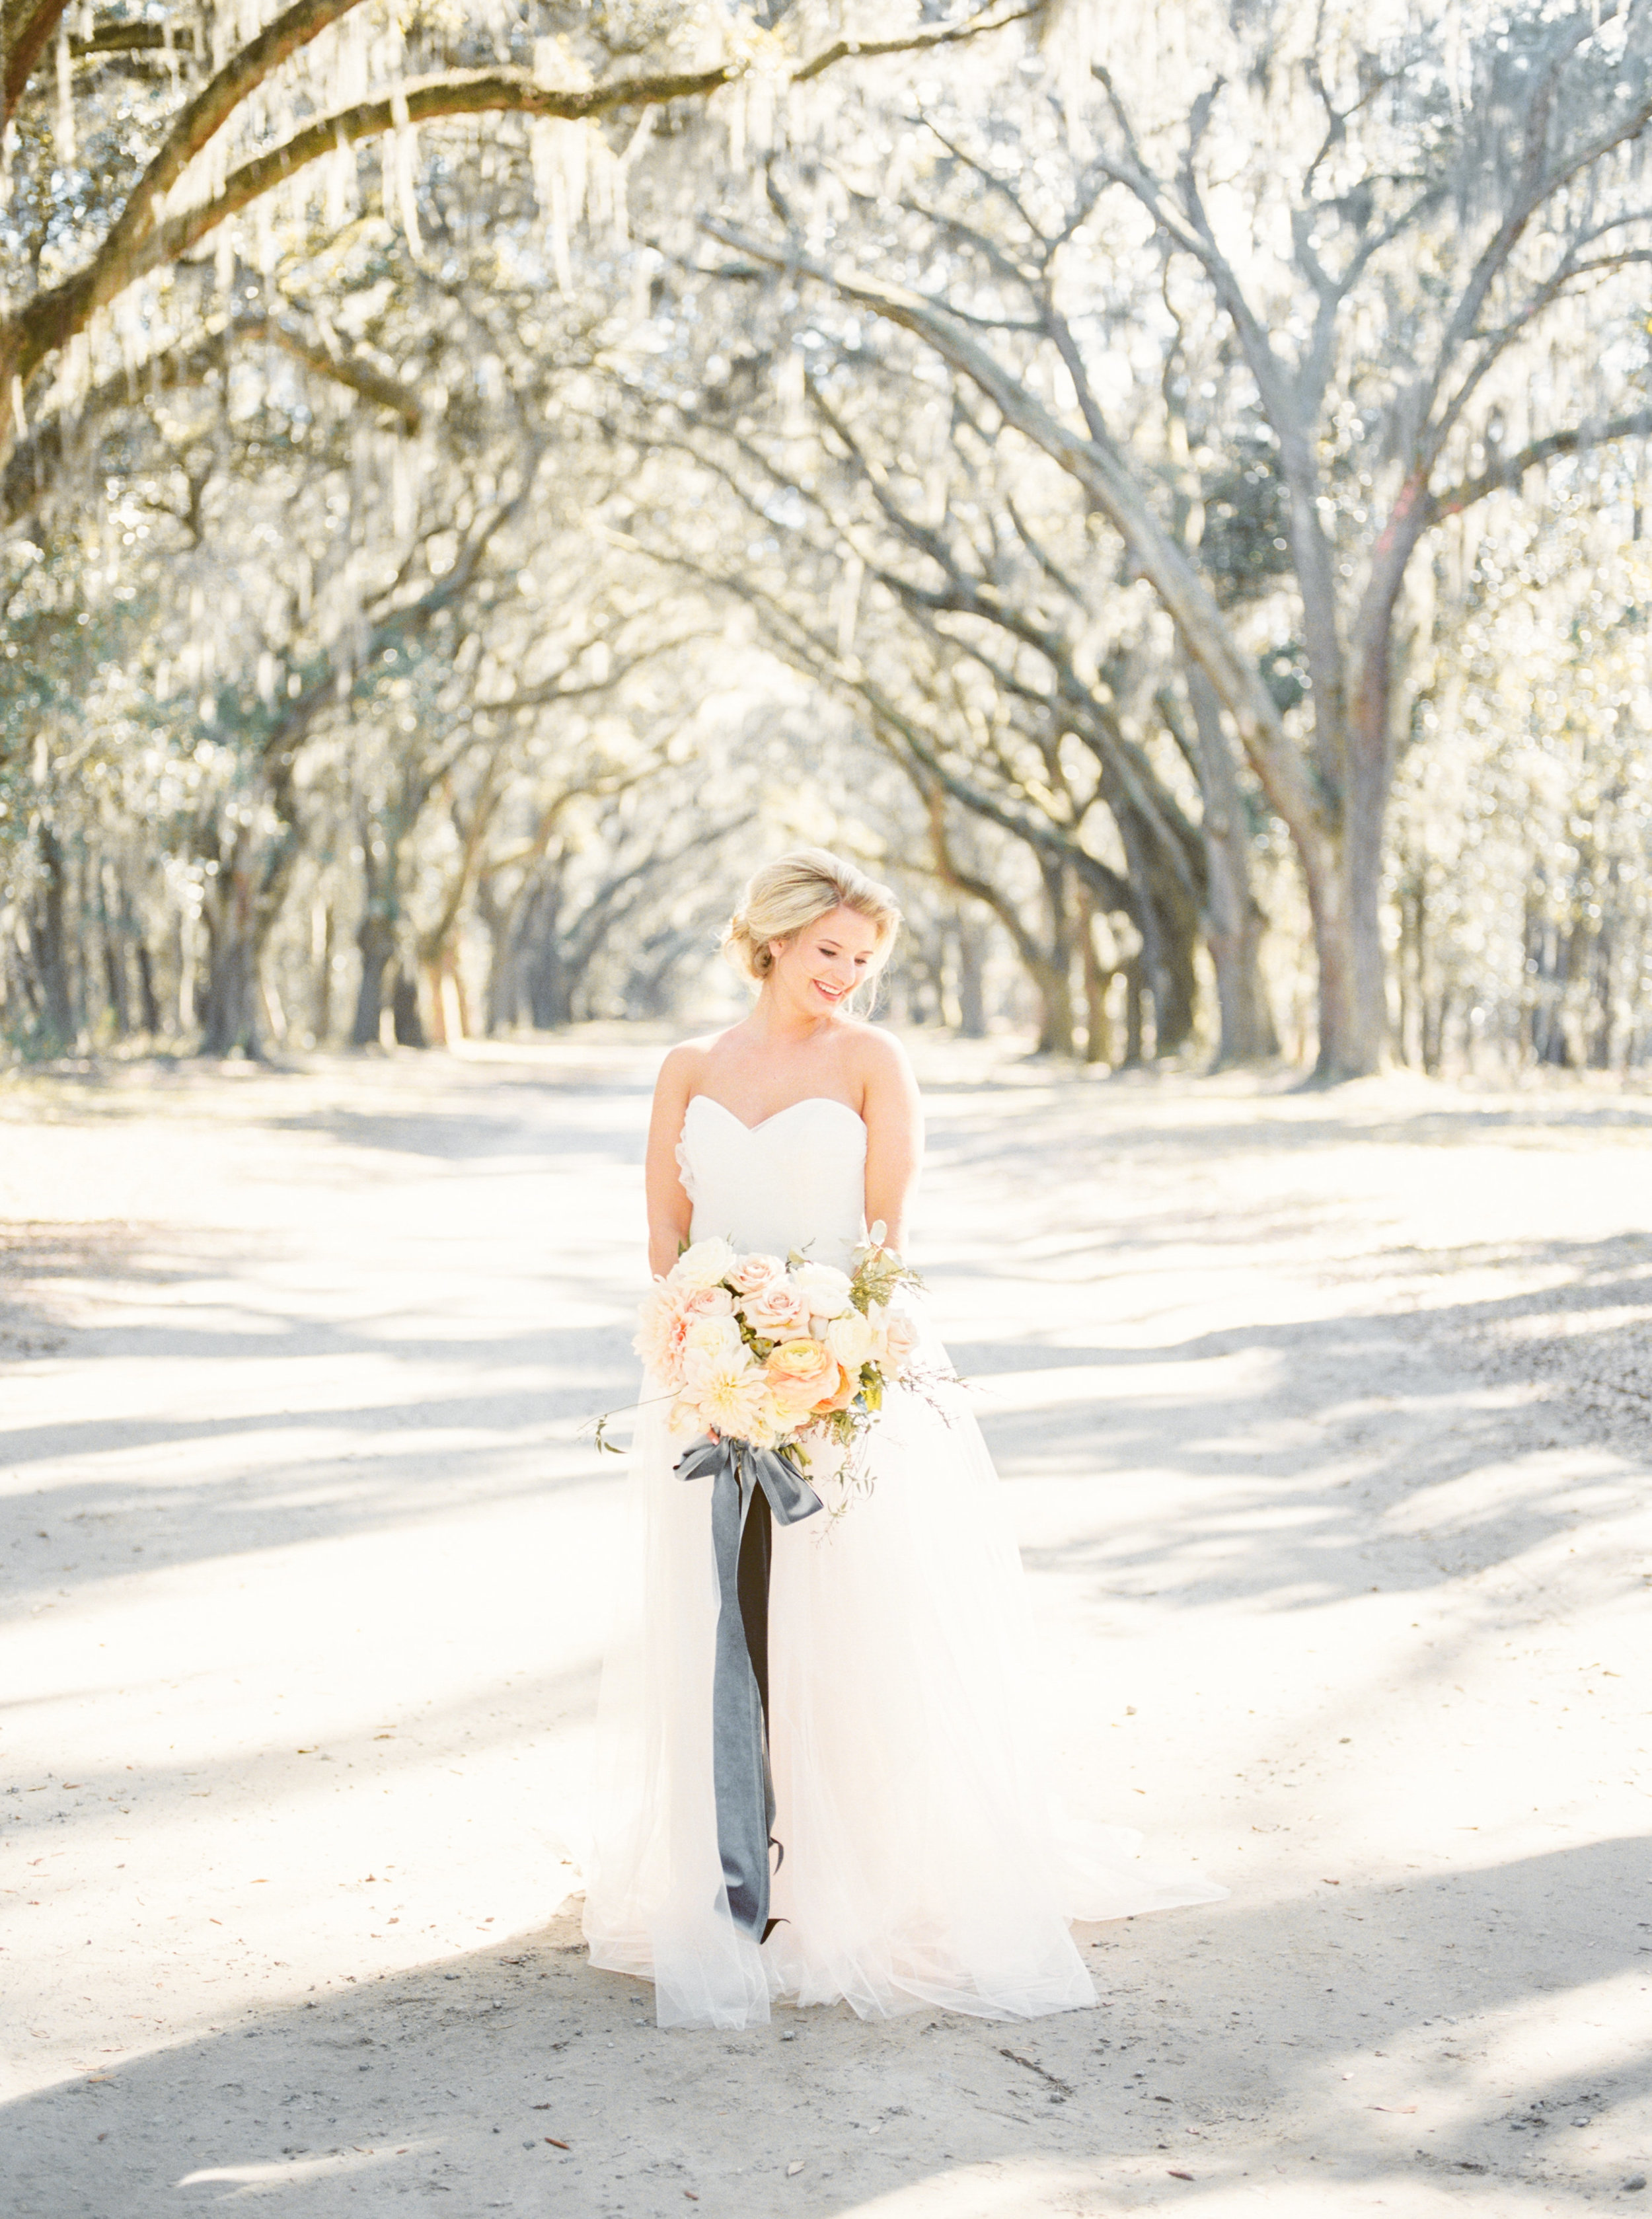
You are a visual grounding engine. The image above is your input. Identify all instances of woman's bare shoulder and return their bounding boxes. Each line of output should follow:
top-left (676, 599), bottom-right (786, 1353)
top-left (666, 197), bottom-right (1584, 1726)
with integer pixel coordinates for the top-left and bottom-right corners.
top-left (654, 1039), bottom-right (706, 1096)
top-left (656, 1026), bottom-right (748, 1090)
top-left (844, 1021), bottom-right (916, 1088)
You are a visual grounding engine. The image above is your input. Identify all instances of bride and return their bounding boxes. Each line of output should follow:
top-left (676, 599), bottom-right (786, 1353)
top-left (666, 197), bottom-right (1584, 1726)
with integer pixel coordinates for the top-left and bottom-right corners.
top-left (582, 846), bottom-right (1222, 2029)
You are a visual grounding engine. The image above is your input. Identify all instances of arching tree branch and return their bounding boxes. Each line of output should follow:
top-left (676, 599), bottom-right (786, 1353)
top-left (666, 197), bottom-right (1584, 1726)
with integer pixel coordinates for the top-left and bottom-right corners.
top-left (1426, 408), bottom-right (1652, 523)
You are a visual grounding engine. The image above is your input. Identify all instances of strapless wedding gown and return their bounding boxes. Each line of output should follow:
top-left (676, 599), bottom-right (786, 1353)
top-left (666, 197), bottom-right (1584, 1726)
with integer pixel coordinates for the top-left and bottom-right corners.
top-left (581, 1095), bottom-right (1222, 2028)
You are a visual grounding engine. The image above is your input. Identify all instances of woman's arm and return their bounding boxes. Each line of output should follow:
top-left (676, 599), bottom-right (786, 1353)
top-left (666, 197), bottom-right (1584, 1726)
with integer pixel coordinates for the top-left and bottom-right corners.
top-left (859, 1028), bottom-right (923, 1256)
top-left (644, 1044), bottom-right (700, 1279)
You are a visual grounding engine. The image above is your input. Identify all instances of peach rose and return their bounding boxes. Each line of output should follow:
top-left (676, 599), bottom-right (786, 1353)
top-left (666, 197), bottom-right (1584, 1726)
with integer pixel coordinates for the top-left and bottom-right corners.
top-left (728, 1252), bottom-right (785, 1296)
top-left (823, 1360), bottom-right (861, 1410)
top-left (883, 1311), bottom-right (920, 1369)
top-left (764, 1336), bottom-right (839, 1413)
top-left (742, 1278), bottom-right (810, 1339)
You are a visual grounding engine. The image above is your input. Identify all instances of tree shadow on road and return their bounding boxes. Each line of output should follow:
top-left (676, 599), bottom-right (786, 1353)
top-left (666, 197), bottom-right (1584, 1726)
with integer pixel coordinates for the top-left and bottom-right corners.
top-left (7, 1836), bottom-right (1646, 2218)
top-left (954, 1226), bottom-right (1649, 1620)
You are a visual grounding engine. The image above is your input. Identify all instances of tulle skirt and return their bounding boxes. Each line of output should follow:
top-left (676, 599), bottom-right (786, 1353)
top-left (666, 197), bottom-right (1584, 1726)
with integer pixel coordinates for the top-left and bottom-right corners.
top-left (581, 1326), bottom-right (1224, 2029)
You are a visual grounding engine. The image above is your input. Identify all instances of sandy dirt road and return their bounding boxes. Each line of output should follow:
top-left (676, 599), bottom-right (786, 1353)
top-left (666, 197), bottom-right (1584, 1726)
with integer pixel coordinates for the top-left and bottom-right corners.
top-left (1, 1037), bottom-right (1648, 2219)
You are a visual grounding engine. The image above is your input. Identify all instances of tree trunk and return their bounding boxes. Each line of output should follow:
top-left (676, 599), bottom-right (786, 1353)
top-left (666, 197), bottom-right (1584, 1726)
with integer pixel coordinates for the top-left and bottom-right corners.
top-left (135, 935), bottom-right (162, 1036)
top-left (1183, 660), bottom-right (1279, 1065)
top-left (1148, 870), bottom-right (1199, 1057)
top-left (391, 967), bottom-right (424, 1047)
top-left (1019, 950), bottom-right (1072, 1055)
top-left (197, 930), bottom-right (262, 1057)
top-left (1338, 720), bottom-right (1392, 1078)
top-left (32, 823), bottom-right (75, 1049)
top-left (476, 882), bottom-right (516, 1035)
top-left (1030, 860), bottom-right (1080, 1055)
top-left (1078, 894), bottom-right (1113, 1066)
top-left (954, 913), bottom-right (987, 1038)
top-left (312, 903), bottom-right (335, 1045)
top-left (420, 945), bottom-right (468, 1047)
top-left (98, 865), bottom-right (131, 1037)
top-left (1273, 787), bottom-right (1380, 1082)
top-left (1123, 956), bottom-right (1146, 1067)
top-left (197, 833), bottom-right (266, 1058)
top-left (529, 967), bottom-right (575, 1030)
top-left (1106, 801), bottom-right (1198, 1061)
top-left (352, 907), bottom-right (398, 1047)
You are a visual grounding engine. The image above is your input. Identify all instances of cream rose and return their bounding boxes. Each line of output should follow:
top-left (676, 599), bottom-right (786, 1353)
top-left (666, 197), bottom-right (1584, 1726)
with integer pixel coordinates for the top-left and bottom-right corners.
top-left (668, 1236), bottom-right (738, 1291)
top-left (681, 1313), bottom-right (743, 1365)
top-left (790, 1261), bottom-right (854, 1319)
top-left (667, 1393), bottom-right (706, 1441)
top-left (825, 1307), bottom-right (875, 1369)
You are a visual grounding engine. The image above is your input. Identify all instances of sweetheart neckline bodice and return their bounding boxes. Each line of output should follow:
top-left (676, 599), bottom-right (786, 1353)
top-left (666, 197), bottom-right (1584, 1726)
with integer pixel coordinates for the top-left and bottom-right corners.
top-left (677, 1095), bottom-right (866, 1267)
top-left (683, 1094), bottom-right (866, 1139)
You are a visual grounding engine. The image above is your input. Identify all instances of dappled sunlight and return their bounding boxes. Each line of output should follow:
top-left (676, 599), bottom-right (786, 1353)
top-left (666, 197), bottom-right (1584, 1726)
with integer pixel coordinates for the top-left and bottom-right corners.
top-left (176, 2141), bottom-right (437, 2191)
top-left (6, 1840), bottom-right (1648, 2214)
top-left (4, 1047), bottom-right (1649, 2214)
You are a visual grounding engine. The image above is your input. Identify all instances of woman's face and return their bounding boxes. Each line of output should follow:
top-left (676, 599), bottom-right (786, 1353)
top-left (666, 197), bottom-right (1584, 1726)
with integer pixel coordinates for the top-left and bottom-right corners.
top-left (768, 904), bottom-right (882, 1016)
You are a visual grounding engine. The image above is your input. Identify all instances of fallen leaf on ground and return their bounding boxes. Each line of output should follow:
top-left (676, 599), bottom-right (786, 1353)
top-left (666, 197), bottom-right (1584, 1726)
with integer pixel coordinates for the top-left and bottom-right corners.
top-left (1170, 2169), bottom-right (1195, 2180)
top-left (1370, 2104), bottom-right (1418, 2114)
top-left (544, 2137), bottom-right (570, 2150)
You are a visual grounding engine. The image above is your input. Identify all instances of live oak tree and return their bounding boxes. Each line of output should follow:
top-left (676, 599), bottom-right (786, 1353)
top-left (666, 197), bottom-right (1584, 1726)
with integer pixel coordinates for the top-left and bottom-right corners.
top-left (0, 0), bottom-right (1033, 480)
top-left (706, 0), bottom-right (1652, 1074)
top-left (594, 254), bottom-right (1239, 1061)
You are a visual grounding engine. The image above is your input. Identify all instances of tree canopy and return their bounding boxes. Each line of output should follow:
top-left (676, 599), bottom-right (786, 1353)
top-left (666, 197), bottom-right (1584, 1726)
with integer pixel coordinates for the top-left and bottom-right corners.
top-left (3, 0), bottom-right (1649, 1074)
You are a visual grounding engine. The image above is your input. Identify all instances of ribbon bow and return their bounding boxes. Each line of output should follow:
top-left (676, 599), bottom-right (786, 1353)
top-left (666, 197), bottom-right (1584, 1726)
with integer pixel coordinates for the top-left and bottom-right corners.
top-left (674, 1435), bottom-right (823, 1942)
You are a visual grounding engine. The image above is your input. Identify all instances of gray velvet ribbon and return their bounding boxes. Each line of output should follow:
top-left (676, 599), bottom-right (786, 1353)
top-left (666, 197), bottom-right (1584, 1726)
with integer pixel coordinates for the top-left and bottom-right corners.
top-left (674, 1434), bottom-right (823, 1941)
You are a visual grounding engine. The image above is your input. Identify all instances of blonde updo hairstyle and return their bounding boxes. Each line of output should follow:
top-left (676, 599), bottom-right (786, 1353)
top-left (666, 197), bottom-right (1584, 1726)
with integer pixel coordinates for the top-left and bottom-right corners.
top-left (722, 847), bottom-right (901, 1005)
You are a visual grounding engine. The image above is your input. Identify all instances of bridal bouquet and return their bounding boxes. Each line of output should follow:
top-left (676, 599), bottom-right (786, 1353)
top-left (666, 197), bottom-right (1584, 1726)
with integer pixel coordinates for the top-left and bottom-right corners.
top-left (633, 1225), bottom-right (924, 1493)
